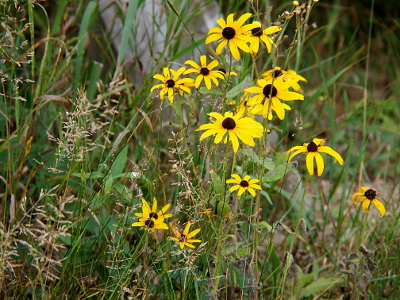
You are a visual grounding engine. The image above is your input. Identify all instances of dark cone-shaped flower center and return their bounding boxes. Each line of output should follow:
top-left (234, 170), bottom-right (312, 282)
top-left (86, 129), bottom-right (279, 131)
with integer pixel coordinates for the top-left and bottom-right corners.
top-left (364, 189), bottom-right (377, 200)
top-left (240, 180), bottom-right (249, 187)
top-left (145, 219), bottom-right (155, 228)
top-left (222, 117), bottom-right (236, 130)
top-left (218, 68), bottom-right (227, 75)
top-left (222, 27), bottom-right (236, 39)
top-left (166, 79), bottom-right (175, 88)
top-left (252, 27), bottom-right (263, 37)
top-left (272, 70), bottom-right (283, 78)
top-left (307, 142), bottom-right (319, 152)
top-left (263, 84), bottom-right (278, 98)
top-left (179, 234), bottom-right (187, 243)
top-left (149, 212), bottom-right (158, 219)
top-left (200, 67), bottom-right (210, 76)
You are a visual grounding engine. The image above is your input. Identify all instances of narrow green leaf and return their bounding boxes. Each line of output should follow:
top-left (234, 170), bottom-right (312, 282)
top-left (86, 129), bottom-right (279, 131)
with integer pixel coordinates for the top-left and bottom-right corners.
top-left (111, 145), bottom-right (128, 178)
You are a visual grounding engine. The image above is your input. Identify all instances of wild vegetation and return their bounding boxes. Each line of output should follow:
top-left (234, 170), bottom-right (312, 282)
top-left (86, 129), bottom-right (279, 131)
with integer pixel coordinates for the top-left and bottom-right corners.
top-left (0, 0), bottom-right (399, 299)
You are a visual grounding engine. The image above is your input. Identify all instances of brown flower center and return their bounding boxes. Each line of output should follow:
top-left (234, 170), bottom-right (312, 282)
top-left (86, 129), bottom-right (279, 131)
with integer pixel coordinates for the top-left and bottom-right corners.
top-left (145, 219), bottom-right (155, 228)
top-left (240, 180), bottom-right (249, 187)
top-left (222, 27), bottom-right (236, 39)
top-left (200, 67), bottom-right (210, 76)
top-left (222, 117), bottom-right (236, 130)
top-left (364, 189), bottom-right (376, 200)
top-left (149, 212), bottom-right (158, 219)
top-left (262, 84), bottom-right (278, 98)
top-left (179, 234), bottom-right (187, 243)
top-left (307, 142), bottom-right (319, 152)
top-left (166, 79), bottom-right (175, 88)
top-left (272, 70), bottom-right (283, 78)
top-left (252, 27), bottom-right (263, 37)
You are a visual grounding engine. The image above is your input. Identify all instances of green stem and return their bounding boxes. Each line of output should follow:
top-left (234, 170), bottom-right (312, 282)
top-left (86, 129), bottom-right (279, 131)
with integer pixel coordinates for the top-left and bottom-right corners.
top-left (279, 173), bottom-right (309, 297)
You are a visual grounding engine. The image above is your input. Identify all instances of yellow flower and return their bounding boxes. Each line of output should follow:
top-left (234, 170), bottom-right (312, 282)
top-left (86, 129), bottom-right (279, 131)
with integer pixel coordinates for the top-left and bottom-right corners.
top-left (287, 138), bottom-right (344, 176)
top-left (196, 111), bottom-right (264, 152)
top-left (184, 55), bottom-right (224, 90)
top-left (262, 67), bottom-right (307, 91)
top-left (352, 187), bottom-right (386, 218)
top-left (293, 1), bottom-right (299, 6)
top-left (150, 67), bottom-right (194, 102)
top-left (226, 174), bottom-right (262, 196)
top-left (205, 13), bottom-right (258, 60)
top-left (131, 198), bottom-right (172, 232)
top-left (247, 21), bottom-right (282, 56)
top-left (169, 222), bottom-right (201, 249)
top-left (245, 78), bottom-right (304, 120)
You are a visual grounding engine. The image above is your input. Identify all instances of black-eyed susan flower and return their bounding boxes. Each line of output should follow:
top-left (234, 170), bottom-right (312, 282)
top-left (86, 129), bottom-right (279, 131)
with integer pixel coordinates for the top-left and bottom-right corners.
top-left (184, 55), bottom-right (225, 90)
top-left (206, 13), bottom-right (258, 61)
top-left (150, 67), bottom-right (194, 102)
top-left (247, 21), bottom-right (281, 56)
top-left (196, 111), bottom-right (264, 152)
top-left (287, 138), bottom-right (344, 176)
top-left (245, 78), bottom-right (304, 120)
top-left (131, 198), bottom-right (172, 232)
top-left (262, 67), bottom-right (307, 91)
top-left (352, 187), bottom-right (386, 218)
top-left (226, 174), bottom-right (262, 196)
top-left (135, 198), bottom-right (172, 221)
top-left (169, 222), bottom-right (201, 249)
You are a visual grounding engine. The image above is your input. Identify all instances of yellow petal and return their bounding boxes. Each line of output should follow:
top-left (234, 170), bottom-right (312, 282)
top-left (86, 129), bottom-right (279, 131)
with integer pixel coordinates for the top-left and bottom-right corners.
top-left (315, 153), bottom-right (325, 176)
top-left (318, 146), bottom-right (344, 165)
top-left (306, 153), bottom-right (314, 175)
top-left (372, 199), bottom-right (386, 218)
top-left (362, 200), bottom-right (371, 213)
top-left (183, 222), bottom-right (192, 235)
top-left (229, 40), bottom-right (241, 60)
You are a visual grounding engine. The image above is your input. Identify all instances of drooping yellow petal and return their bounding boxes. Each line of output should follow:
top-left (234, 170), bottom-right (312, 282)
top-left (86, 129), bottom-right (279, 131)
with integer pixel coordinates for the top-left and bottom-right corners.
top-left (216, 39), bottom-right (228, 54)
top-left (352, 192), bottom-right (364, 203)
top-left (372, 199), bottom-right (386, 218)
top-left (315, 153), bottom-right (325, 176)
top-left (362, 199), bottom-right (372, 213)
top-left (228, 130), bottom-right (240, 152)
top-left (287, 148), bottom-right (307, 162)
top-left (229, 40), bottom-right (241, 61)
top-left (306, 153), bottom-right (315, 175)
top-left (318, 146), bottom-right (344, 165)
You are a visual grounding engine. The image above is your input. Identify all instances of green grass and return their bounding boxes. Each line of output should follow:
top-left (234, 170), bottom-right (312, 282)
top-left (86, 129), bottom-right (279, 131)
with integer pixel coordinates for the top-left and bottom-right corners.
top-left (0, 0), bottom-right (399, 299)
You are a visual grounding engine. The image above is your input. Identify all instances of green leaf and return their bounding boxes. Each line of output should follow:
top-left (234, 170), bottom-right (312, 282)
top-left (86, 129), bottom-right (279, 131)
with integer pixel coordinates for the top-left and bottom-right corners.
top-left (263, 163), bottom-right (292, 182)
top-left (226, 79), bottom-right (246, 99)
top-left (240, 148), bottom-right (274, 170)
top-left (71, 172), bottom-right (105, 179)
top-left (111, 145), bottom-right (128, 178)
top-left (300, 276), bottom-right (343, 297)
top-left (252, 221), bottom-right (272, 232)
top-left (210, 172), bottom-right (224, 199)
top-left (216, 201), bottom-right (231, 216)
top-left (260, 190), bottom-right (273, 205)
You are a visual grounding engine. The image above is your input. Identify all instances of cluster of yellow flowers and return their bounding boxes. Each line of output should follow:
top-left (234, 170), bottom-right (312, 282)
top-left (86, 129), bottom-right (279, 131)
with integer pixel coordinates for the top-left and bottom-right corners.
top-left (132, 198), bottom-right (201, 249)
top-left (141, 10), bottom-right (385, 246)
